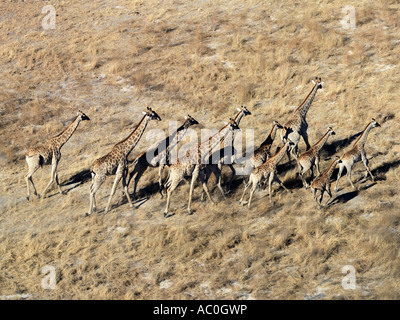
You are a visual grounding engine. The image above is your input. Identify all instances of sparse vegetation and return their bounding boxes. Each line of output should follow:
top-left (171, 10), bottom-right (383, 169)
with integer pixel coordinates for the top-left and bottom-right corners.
top-left (0, 0), bottom-right (399, 300)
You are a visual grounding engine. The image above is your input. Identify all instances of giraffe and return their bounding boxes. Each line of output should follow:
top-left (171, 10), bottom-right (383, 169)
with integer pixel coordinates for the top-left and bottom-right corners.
top-left (335, 118), bottom-right (381, 191)
top-left (297, 127), bottom-right (336, 189)
top-left (202, 106), bottom-right (251, 198)
top-left (87, 107), bottom-right (161, 216)
top-left (248, 120), bottom-right (283, 169)
top-left (281, 77), bottom-right (323, 160)
top-left (238, 120), bottom-right (283, 189)
top-left (238, 139), bottom-right (294, 208)
top-left (310, 155), bottom-right (342, 207)
top-left (126, 115), bottom-right (199, 200)
top-left (25, 110), bottom-right (90, 200)
top-left (163, 118), bottom-right (240, 217)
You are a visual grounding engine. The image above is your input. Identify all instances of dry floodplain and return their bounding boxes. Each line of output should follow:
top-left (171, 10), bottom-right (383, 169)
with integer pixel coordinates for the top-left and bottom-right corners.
top-left (0, 0), bottom-right (400, 300)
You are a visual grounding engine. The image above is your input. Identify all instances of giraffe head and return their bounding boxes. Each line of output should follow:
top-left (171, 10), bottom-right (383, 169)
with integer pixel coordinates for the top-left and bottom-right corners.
top-left (327, 126), bottom-right (336, 136)
top-left (236, 105), bottom-right (251, 116)
top-left (311, 77), bottom-right (323, 90)
top-left (77, 110), bottom-right (90, 121)
top-left (184, 114), bottom-right (199, 127)
top-left (370, 118), bottom-right (381, 128)
top-left (143, 107), bottom-right (162, 121)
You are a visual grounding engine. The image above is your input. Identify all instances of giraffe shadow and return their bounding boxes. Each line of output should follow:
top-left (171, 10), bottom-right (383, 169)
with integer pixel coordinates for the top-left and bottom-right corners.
top-left (276, 161), bottom-right (298, 175)
top-left (326, 182), bottom-right (376, 208)
top-left (114, 181), bottom-right (161, 211)
top-left (135, 181), bottom-right (164, 200)
top-left (42, 169), bottom-right (91, 198)
top-left (132, 197), bottom-right (149, 209)
top-left (326, 190), bottom-right (359, 207)
top-left (371, 159), bottom-right (400, 178)
top-left (319, 131), bottom-right (362, 159)
top-left (61, 169), bottom-right (91, 191)
top-left (222, 174), bottom-right (246, 196)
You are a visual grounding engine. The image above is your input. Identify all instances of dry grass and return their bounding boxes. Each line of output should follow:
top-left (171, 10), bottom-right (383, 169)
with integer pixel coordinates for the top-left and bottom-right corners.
top-left (0, 0), bottom-right (400, 300)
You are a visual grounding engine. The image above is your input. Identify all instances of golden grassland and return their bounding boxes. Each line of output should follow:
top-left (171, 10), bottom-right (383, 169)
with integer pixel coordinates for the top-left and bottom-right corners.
top-left (0, 0), bottom-right (399, 299)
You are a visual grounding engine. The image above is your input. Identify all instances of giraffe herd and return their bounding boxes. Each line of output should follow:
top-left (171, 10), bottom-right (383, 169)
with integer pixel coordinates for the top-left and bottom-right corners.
top-left (24, 77), bottom-right (381, 215)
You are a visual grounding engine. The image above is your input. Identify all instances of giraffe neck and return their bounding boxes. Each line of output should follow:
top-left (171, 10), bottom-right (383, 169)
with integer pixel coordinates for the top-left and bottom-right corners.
top-left (199, 123), bottom-right (232, 161)
top-left (153, 120), bottom-right (191, 161)
top-left (325, 160), bottom-right (339, 179)
top-left (269, 141), bottom-right (290, 166)
top-left (226, 109), bottom-right (245, 146)
top-left (116, 114), bottom-right (150, 157)
top-left (353, 122), bottom-right (374, 148)
top-left (260, 124), bottom-right (279, 148)
top-left (233, 110), bottom-right (246, 126)
top-left (294, 83), bottom-right (319, 119)
top-left (174, 119), bottom-right (194, 143)
top-left (53, 115), bottom-right (82, 149)
top-left (313, 130), bottom-right (332, 152)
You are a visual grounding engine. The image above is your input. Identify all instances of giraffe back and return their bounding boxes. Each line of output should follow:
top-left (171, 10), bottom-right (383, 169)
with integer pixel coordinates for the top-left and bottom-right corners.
top-left (91, 147), bottom-right (125, 175)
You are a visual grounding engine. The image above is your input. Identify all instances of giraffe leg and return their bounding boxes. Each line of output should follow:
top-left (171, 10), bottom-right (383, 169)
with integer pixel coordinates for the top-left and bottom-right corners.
top-left (298, 162), bottom-right (308, 189)
top-left (212, 164), bottom-right (226, 199)
top-left (247, 180), bottom-right (258, 209)
top-left (239, 179), bottom-right (251, 205)
top-left (105, 166), bottom-right (123, 214)
top-left (158, 164), bottom-right (165, 199)
top-left (290, 144), bottom-right (299, 160)
top-left (93, 193), bottom-right (97, 211)
top-left (346, 164), bottom-right (356, 190)
top-left (187, 165), bottom-right (200, 215)
top-left (274, 174), bottom-right (290, 193)
top-left (40, 158), bottom-right (58, 199)
top-left (361, 153), bottom-right (374, 182)
top-left (87, 173), bottom-right (105, 216)
top-left (125, 167), bottom-right (134, 190)
top-left (25, 155), bottom-right (40, 201)
top-left (132, 167), bottom-right (146, 200)
top-left (54, 171), bottom-right (63, 195)
top-left (318, 190), bottom-right (324, 207)
top-left (268, 173), bottom-right (274, 202)
top-left (315, 157), bottom-right (321, 177)
top-left (126, 162), bottom-right (146, 200)
top-left (200, 167), bottom-right (215, 205)
top-left (325, 185), bottom-right (333, 206)
top-left (313, 188), bottom-right (317, 200)
top-left (226, 163), bottom-right (236, 190)
top-left (201, 165), bottom-right (212, 201)
top-left (163, 177), bottom-right (181, 217)
top-left (122, 172), bottom-right (133, 208)
top-left (335, 163), bottom-right (345, 191)
top-left (314, 189), bottom-right (321, 205)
